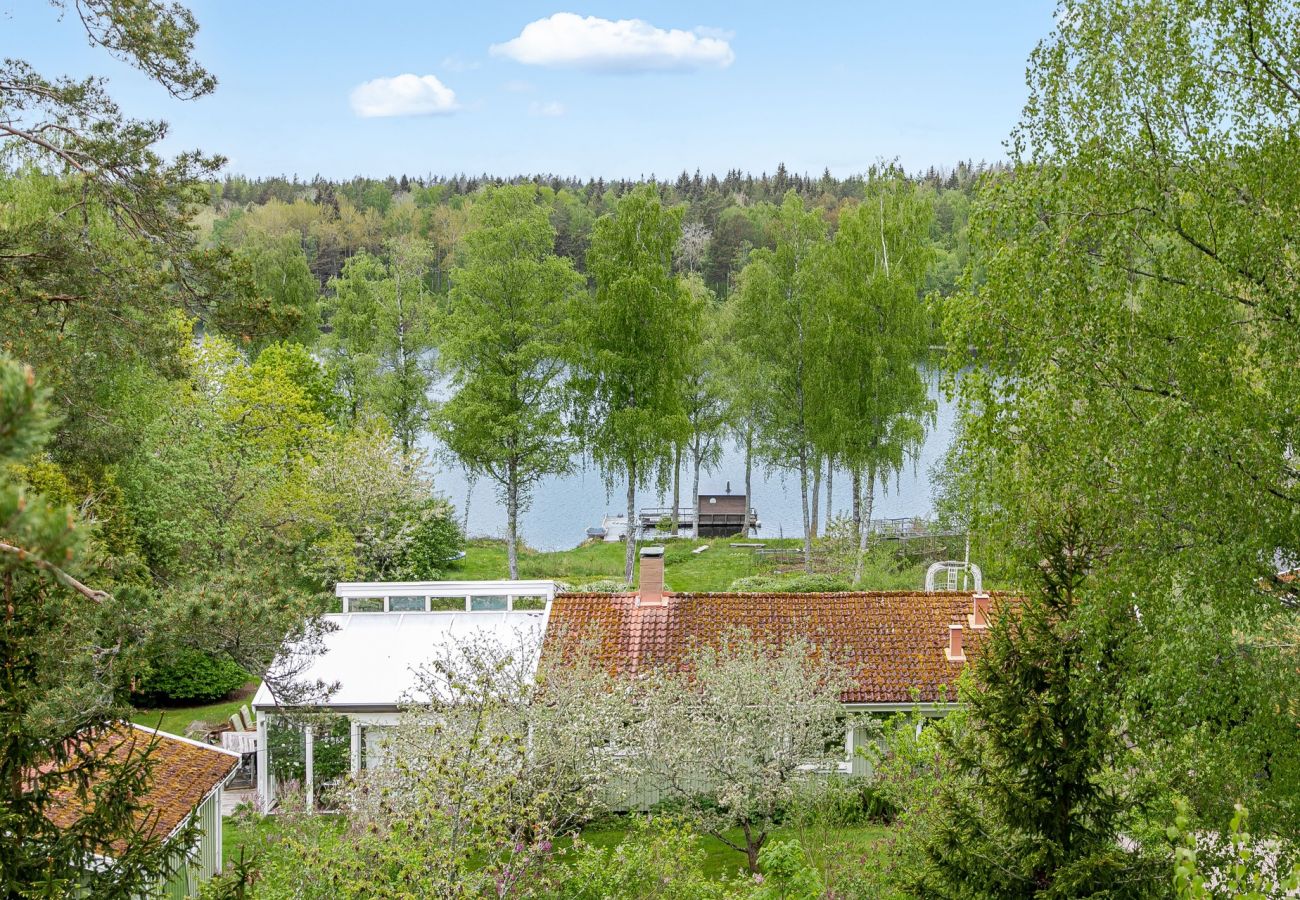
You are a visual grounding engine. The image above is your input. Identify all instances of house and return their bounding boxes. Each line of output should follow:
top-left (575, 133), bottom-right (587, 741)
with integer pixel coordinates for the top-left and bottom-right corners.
top-left (252, 581), bottom-right (553, 811)
top-left (542, 546), bottom-right (998, 777)
top-left (253, 558), bottom-right (997, 810)
top-left (43, 723), bottom-right (239, 898)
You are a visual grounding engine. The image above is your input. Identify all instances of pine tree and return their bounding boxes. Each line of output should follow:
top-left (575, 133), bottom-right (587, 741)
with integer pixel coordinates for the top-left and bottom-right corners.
top-left (0, 357), bottom-right (183, 895)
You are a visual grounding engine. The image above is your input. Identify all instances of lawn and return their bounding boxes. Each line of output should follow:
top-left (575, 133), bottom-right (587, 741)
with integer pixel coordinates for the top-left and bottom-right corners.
top-left (450, 536), bottom-right (808, 591)
top-left (131, 690), bottom-right (256, 736)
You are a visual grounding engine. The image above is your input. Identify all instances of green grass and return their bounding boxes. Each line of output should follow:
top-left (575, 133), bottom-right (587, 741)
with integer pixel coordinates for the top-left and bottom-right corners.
top-left (131, 693), bottom-right (255, 737)
top-left (450, 536), bottom-right (807, 591)
top-left (575, 820), bottom-right (892, 880)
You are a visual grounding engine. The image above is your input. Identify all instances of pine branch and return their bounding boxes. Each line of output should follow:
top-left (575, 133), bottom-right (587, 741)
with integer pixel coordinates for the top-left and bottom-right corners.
top-left (0, 540), bottom-right (109, 603)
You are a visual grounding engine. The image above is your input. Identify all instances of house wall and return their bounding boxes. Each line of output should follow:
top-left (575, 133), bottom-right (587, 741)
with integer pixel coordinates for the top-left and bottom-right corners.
top-left (155, 786), bottom-right (224, 898)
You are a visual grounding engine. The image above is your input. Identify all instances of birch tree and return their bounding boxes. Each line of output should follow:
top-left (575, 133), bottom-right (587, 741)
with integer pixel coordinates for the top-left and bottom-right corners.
top-left (570, 185), bottom-right (700, 582)
top-left (436, 185), bottom-right (583, 578)
top-left (816, 171), bottom-right (934, 582)
top-left (731, 193), bottom-right (828, 566)
top-left (321, 240), bottom-right (437, 453)
top-left (680, 275), bottom-right (727, 538)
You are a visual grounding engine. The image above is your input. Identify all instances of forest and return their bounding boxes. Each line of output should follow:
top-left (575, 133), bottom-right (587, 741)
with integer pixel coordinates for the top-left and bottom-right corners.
top-left (2, 0), bottom-right (1299, 898)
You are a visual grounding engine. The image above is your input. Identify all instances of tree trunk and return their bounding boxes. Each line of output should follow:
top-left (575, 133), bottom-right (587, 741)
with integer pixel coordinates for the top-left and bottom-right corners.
top-left (743, 428), bottom-right (753, 538)
top-left (852, 468), bottom-right (862, 544)
top-left (854, 462), bottom-right (876, 585)
top-left (826, 456), bottom-right (834, 525)
top-left (624, 464), bottom-right (637, 584)
top-left (799, 447), bottom-right (812, 571)
top-left (506, 459), bottom-right (519, 580)
top-left (810, 454), bottom-right (822, 539)
top-left (740, 821), bottom-right (766, 874)
top-left (671, 445), bottom-right (681, 535)
top-left (691, 452), bottom-right (702, 540)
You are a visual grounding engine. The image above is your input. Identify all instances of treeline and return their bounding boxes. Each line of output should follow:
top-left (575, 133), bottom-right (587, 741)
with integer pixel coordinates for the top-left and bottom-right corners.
top-left (200, 160), bottom-right (993, 299)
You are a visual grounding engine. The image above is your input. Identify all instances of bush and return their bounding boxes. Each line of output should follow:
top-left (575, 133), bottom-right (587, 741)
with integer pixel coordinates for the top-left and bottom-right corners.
top-left (134, 648), bottom-right (248, 704)
top-left (574, 578), bottom-right (630, 593)
top-left (727, 573), bottom-right (852, 593)
top-left (552, 816), bottom-right (738, 900)
top-left (398, 505), bottom-right (465, 579)
top-left (791, 777), bottom-right (899, 828)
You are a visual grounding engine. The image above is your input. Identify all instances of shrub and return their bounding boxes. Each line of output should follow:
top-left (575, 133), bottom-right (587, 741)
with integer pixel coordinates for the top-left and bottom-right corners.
top-left (727, 573), bottom-right (852, 593)
top-left (134, 648), bottom-right (248, 704)
top-left (552, 816), bottom-right (738, 900)
top-left (791, 777), bottom-right (898, 828)
top-left (398, 505), bottom-right (465, 579)
top-left (752, 841), bottom-right (823, 900)
top-left (574, 578), bottom-right (630, 593)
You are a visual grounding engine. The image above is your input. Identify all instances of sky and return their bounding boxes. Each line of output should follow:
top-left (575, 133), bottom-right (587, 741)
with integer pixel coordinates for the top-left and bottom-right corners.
top-left (4, 1), bottom-right (1058, 180)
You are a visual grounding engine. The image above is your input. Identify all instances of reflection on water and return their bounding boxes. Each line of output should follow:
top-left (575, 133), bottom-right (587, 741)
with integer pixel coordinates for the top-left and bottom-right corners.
top-left (424, 368), bottom-right (957, 552)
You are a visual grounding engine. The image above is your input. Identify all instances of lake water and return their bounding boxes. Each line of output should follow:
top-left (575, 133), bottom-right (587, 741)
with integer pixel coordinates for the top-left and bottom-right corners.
top-left (424, 368), bottom-right (957, 552)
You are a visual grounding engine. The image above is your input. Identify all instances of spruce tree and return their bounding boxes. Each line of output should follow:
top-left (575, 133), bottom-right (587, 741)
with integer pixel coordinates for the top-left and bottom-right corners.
top-left (913, 513), bottom-right (1161, 898)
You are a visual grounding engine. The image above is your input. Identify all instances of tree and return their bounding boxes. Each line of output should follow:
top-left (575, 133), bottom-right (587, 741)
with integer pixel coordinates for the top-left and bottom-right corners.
top-left (944, 0), bottom-right (1300, 835)
top-left (912, 515), bottom-right (1161, 898)
top-left (816, 172), bottom-right (934, 582)
top-left (679, 276), bottom-right (727, 539)
top-left (259, 628), bottom-right (628, 899)
top-left (0, 2), bottom-right (240, 465)
top-left (0, 356), bottom-right (185, 896)
top-left (731, 193), bottom-right (827, 567)
top-left (570, 185), bottom-right (700, 582)
top-left (321, 241), bottom-right (437, 453)
top-left (221, 232), bottom-right (321, 353)
top-left (437, 185), bottom-right (583, 578)
top-left (633, 628), bottom-right (858, 874)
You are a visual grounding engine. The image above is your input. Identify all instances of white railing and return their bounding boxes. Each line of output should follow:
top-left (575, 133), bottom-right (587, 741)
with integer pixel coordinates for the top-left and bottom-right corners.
top-left (924, 561), bottom-right (983, 593)
top-left (335, 580), bottom-right (558, 613)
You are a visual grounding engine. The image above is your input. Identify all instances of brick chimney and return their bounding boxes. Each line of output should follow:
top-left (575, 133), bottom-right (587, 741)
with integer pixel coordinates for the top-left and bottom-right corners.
top-left (945, 623), bottom-right (965, 662)
top-left (638, 546), bottom-right (666, 605)
top-left (969, 592), bottom-right (991, 630)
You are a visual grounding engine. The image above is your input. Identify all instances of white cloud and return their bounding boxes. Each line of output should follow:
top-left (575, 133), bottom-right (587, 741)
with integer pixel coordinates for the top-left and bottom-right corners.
top-left (350, 74), bottom-right (458, 118)
top-left (529, 100), bottom-right (566, 117)
top-left (490, 13), bottom-right (735, 72)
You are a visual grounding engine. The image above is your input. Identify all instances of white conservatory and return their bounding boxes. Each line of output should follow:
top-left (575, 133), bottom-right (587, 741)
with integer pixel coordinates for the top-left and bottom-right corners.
top-left (252, 580), bottom-right (555, 811)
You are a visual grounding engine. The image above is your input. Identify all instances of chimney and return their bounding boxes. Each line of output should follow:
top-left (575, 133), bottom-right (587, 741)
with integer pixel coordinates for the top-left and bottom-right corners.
top-left (969, 592), bottom-right (991, 630)
top-left (638, 546), bottom-right (666, 605)
top-left (945, 624), bottom-right (965, 662)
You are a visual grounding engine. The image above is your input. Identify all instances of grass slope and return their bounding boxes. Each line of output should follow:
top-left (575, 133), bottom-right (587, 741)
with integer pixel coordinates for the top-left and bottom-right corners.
top-left (452, 536), bottom-right (806, 592)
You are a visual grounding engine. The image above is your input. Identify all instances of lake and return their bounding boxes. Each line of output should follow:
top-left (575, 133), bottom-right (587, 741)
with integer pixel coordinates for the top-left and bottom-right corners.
top-left (424, 368), bottom-right (957, 552)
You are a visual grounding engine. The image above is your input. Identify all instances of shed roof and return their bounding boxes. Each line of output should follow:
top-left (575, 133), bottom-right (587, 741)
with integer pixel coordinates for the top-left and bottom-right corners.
top-left (43, 724), bottom-right (238, 851)
top-left (542, 590), bottom-right (1001, 704)
top-left (253, 610), bottom-right (549, 711)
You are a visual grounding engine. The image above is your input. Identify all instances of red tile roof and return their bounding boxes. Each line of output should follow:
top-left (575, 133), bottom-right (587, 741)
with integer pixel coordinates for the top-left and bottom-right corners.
top-left (543, 590), bottom-right (1004, 703)
top-left (43, 724), bottom-right (238, 851)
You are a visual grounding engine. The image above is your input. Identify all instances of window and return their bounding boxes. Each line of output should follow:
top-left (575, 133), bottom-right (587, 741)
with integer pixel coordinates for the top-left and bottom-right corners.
top-left (348, 597), bottom-right (383, 613)
top-left (469, 595), bottom-right (508, 611)
top-left (513, 595), bottom-right (547, 610)
top-left (388, 596), bottom-right (425, 612)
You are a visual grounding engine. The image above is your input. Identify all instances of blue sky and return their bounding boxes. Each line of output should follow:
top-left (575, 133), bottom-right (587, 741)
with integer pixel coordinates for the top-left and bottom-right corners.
top-left (5, 1), bottom-right (1057, 179)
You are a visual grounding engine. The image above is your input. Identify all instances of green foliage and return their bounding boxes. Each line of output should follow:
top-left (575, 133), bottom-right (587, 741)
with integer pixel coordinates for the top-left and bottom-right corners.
top-left (570, 184), bottom-right (702, 581)
top-left (910, 518), bottom-right (1162, 898)
top-left (555, 817), bottom-right (740, 900)
top-left (727, 574), bottom-right (852, 593)
top-left (751, 841), bottom-right (822, 900)
top-left (135, 648), bottom-right (248, 705)
top-left (943, 0), bottom-right (1300, 841)
top-left (321, 242), bottom-right (437, 452)
top-left (437, 184), bottom-right (583, 577)
top-left (0, 356), bottom-right (183, 895)
top-left (396, 505), bottom-right (465, 579)
top-left (1169, 801), bottom-right (1299, 900)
